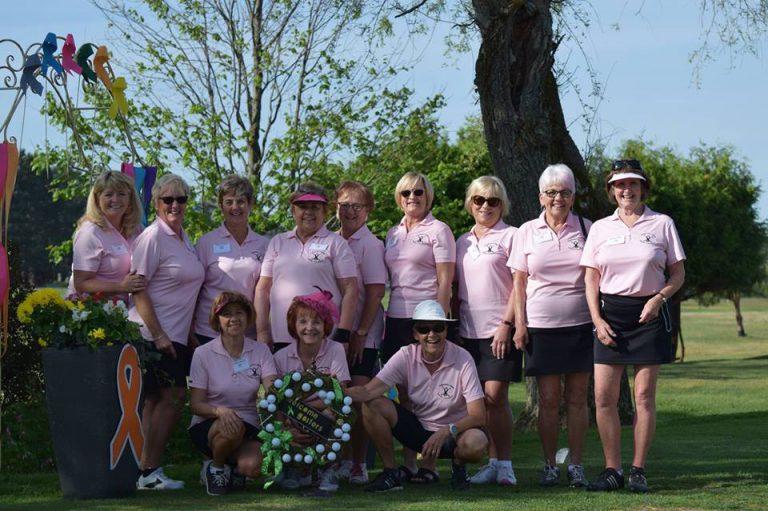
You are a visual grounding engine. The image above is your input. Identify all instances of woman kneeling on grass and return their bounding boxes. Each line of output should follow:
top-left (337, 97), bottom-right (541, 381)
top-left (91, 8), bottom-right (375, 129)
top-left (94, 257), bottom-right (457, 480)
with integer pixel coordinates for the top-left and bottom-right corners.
top-left (346, 300), bottom-right (488, 492)
top-left (189, 292), bottom-right (277, 496)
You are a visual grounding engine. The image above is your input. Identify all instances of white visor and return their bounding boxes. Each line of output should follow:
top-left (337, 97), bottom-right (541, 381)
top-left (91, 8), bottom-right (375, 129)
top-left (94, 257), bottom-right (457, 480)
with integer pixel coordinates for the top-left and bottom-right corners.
top-left (608, 172), bottom-right (646, 184)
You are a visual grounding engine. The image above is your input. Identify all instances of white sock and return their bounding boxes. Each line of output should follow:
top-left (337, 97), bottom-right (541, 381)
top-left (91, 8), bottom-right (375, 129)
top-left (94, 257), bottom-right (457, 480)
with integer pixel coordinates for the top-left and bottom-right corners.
top-left (488, 458), bottom-right (498, 467)
top-left (497, 460), bottom-right (512, 468)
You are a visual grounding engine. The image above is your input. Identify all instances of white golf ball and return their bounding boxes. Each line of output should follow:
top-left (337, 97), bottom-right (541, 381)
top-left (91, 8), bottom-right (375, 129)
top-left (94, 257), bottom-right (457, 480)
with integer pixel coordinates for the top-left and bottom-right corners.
top-left (284, 389), bottom-right (294, 398)
top-left (343, 396), bottom-right (353, 406)
top-left (341, 423), bottom-right (351, 433)
top-left (265, 423), bottom-right (275, 433)
top-left (327, 452), bottom-right (337, 461)
top-left (314, 378), bottom-right (324, 388)
top-left (274, 379), bottom-right (283, 388)
top-left (301, 382), bottom-right (311, 392)
top-left (341, 433), bottom-right (351, 442)
top-left (334, 428), bottom-right (343, 438)
top-left (332, 442), bottom-right (341, 452)
top-left (259, 399), bottom-right (269, 409)
top-left (282, 453), bottom-right (292, 463)
top-left (304, 455), bottom-right (313, 464)
top-left (318, 390), bottom-right (327, 399)
top-left (316, 444), bottom-right (325, 453)
top-left (267, 404), bottom-right (276, 413)
top-left (266, 394), bottom-right (276, 403)
top-left (325, 392), bottom-right (335, 401)
top-left (292, 372), bottom-right (302, 381)
top-left (323, 399), bottom-right (332, 406)
top-left (294, 453), bottom-right (303, 462)
top-left (341, 405), bottom-right (352, 414)
top-left (271, 438), bottom-right (281, 447)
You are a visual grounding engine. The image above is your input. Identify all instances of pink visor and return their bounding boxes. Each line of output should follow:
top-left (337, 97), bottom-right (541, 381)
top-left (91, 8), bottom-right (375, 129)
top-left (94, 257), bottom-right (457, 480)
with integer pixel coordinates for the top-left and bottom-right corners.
top-left (292, 193), bottom-right (328, 203)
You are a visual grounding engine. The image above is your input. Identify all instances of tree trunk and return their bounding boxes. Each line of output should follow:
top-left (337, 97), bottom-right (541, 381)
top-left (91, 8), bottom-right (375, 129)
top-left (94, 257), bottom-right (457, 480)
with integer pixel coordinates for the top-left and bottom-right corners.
top-left (729, 291), bottom-right (747, 337)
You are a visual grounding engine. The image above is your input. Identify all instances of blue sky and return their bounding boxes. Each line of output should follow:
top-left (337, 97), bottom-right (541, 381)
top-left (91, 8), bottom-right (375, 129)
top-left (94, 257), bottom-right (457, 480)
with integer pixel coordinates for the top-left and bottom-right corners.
top-left (2, 0), bottom-right (766, 219)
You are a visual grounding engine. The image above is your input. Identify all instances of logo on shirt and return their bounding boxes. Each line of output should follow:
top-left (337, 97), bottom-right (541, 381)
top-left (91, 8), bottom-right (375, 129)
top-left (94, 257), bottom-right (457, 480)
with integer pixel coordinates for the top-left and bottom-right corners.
top-left (638, 233), bottom-right (658, 244)
top-left (437, 383), bottom-right (455, 399)
top-left (252, 252), bottom-right (264, 262)
top-left (412, 234), bottom-right (431, 245)
top-left (567, 237), bottom-right (585, 250)
top-left (482, 243), bottom-right (500, 255)
top-left (234, 363), bottom-right (262, 380)
top-left (307, 250), bottom-right (328, 263)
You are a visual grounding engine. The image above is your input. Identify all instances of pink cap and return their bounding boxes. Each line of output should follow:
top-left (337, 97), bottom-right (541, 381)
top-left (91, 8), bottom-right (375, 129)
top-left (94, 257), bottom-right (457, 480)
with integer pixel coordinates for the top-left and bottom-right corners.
top-left (292, 193), bottom-right (328, 203)
top-left (608, 172), bottom-right (646, 184)
top-left (292, 287), bottom-right (339, 326)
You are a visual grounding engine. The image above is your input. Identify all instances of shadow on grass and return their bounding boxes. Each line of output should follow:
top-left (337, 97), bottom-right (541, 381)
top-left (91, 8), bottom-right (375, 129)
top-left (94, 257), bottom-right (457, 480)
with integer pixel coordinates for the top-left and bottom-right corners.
top-left (663, 356), bottom-right (768, 381)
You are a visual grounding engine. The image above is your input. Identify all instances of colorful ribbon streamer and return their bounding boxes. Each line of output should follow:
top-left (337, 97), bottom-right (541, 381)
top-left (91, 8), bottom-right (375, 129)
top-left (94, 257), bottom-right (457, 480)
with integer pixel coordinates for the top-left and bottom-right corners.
top-left (41, 32), bottom-right (63, 77)
top-left (0, 141), bottom-right (18, 357)
top-left (109, 344), bottom-right (144, 470)
top-left (75, 44), bottom-right (97, 83)
top-left (142, 166), bottom-right (156, 223)
top-left (108, 77), bottom-right (128, 118)
top-left (20, 55), bottom-right (43, 96)
top-left (62, 34), bottom-right (82, 76)
top-left (94, 45), bottom-right (113, 91)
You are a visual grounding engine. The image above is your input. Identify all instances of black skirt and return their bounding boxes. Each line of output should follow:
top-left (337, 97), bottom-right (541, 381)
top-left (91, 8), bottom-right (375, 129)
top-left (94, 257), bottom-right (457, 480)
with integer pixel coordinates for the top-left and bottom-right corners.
top-left (594, 293), bottom-right (674, 365)
top-left (525, 323), bottom-right (594, 376)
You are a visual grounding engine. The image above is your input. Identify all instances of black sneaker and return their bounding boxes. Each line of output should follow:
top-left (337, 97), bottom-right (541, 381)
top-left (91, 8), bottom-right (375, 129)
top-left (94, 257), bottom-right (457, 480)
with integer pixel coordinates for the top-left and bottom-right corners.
top-left (364, 468), bottom-right (403, 492)
top-left (586, 468), bottom-right (624, 492)
top-left (628, 466), bottom-right (649, 493)
top-left (451, 463), bottom-right (470, 490)
top-left (205, 464), bottom-right (230, 496)
top-left (228, 467), bottom-right (247, 491)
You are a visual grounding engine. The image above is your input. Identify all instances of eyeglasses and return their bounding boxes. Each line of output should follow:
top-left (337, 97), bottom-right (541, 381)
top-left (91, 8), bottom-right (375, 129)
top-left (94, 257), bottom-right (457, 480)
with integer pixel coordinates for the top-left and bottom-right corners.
top-left (159, 196), bottom-right (188, 205)
top-left (414, 323), bottom-right (447, 334)
top-left (471, 195), bottom-right (502, 207)
top-left (338, 202), bottom-right (366, 212)
top-left (542, 189), bottom-right (573, 199)
top-left (612, 159), bottom-right (642, 171)
top-left (400, 189), bottom-right (425, 198)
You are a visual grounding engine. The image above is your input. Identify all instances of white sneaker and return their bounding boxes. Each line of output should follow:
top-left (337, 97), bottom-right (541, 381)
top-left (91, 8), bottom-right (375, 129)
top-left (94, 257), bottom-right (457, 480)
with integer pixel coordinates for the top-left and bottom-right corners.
top-left (469, 463), bottom-right (497, 484)
top-left (336, 460), bottom-right (354, 481)
top-left (137, 467), bottom-right (185, 490)
top-left (199, 460), bottom-right (212, 486)
top-left (318, 467), bottom-right (339, 491)
top-left (349, 463), bottom-right (369, 484)
top-left (496, 464), bottom-right (517, 486)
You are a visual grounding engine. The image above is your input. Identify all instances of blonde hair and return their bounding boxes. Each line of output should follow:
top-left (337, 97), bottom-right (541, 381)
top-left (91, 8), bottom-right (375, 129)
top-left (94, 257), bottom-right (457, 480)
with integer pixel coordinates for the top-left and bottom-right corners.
top-left (394, 172), bottom-right (434, 211)
top-left (79, 171), bottom-right (143, 237)
top-left (152, 173), bottom-right (191, 207)
top-left (464, 175), bottom-right (510, 216)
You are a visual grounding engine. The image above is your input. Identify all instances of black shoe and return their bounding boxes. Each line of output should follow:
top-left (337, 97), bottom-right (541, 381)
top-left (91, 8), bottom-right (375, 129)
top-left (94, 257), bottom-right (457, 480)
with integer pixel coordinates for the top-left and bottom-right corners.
top-left (228, 467), bottom-right (247, 491)
top-left (628, 466), bottom-right (649, 493)
top-left (364, 468), bottom-right (403, 492)
top-left (450, 463), bottom-right (470, 490)
top-left (205, 464), bottom-right (230, 496)
top-left (586, 468), bottom-right (624, 492)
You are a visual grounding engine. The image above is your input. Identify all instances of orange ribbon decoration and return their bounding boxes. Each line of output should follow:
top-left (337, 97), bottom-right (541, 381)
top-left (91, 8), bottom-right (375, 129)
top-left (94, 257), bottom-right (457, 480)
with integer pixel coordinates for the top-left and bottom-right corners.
top-left (109, 344), bottom-right (144, 470)
top-left (94, 45), bottom-right (113, 92)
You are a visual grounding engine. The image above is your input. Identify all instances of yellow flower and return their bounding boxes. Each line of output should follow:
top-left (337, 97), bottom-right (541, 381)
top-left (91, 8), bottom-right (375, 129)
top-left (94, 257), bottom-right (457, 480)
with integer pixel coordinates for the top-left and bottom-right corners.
top-left (17, 301), bottom-right (33, 323)
top-left (89, 328), bottom-right (107, 340)
top-left (64, 300), bottom-right (75, 310)
top-left (37, 338), bottom-right (48, 347)
top-left (106, 342), bottom-right (114, 347)
top-left (75, 302), bottom-right (86, 311)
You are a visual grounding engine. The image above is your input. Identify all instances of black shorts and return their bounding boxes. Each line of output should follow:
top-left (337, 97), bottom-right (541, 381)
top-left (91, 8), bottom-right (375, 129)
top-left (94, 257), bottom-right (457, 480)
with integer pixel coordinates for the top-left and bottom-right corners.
top-left (143, 341), bottom-right (190, 391)
top-left (273, 342), bottom-right (291, 353)
top-left (390, 404), bottom-right (457, 458)
top-left (458, 337), bottom-right (523, 382)
top-left (381, 317), bottom-right (415, 363)
top-left (195, 333), bottom-right (214, 346)
top-left (595, 294), bottom-right (674, 365)
top-left (189, 418), bottom-right (260, 458)
top-left (525, 323), bottom-right (594, 376)
top-left (349, 348), bottom-right (379, 378)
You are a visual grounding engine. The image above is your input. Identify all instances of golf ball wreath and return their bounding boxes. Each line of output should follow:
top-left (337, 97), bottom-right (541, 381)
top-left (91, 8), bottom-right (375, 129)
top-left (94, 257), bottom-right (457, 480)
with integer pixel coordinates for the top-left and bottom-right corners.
top-left (257, 369), bottom-right (355, 481)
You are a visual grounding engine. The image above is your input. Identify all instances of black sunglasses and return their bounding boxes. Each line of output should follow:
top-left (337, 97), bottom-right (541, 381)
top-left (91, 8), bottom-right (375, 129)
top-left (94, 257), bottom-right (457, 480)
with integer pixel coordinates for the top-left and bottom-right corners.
top-left (612, 159), bottom-right (642, 171)
top-left (400, 189), bottom-right (425, 198)
top-left (471, 195), bottom-right (502, 207)
top-left (414, 323), bottom-right (447, 334)
top-left (159, 195), bottom-right (188, 205)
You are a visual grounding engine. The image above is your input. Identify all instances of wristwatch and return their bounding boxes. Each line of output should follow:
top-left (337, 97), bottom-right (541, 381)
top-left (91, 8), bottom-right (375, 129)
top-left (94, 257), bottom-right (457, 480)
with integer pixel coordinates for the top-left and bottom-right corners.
top-left (449, 423), bottom-right (459, 438)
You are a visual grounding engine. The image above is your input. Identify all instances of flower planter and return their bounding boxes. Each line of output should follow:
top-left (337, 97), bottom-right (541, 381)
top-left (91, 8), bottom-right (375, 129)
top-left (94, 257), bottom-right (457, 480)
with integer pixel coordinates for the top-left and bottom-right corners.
top-left (42, 344), bottom-right (144, 499)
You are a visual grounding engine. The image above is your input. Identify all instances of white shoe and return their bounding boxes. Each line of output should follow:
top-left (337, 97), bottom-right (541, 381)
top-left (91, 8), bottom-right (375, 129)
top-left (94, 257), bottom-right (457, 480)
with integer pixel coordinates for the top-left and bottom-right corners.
top-left (496, 464), bottom-right (517, 486)
top-left (469, 463), bottom-right (497, 484)
top-left (318, 467), bottom-right (339, 491)
top-left (349, 463), bottom-right (369, 484)
top-left (199, 460), bottom-right (212, 486)
top-left (336, 460), bottom-right (353, 481)
top-left (137, 467), bottom-right (185, 490)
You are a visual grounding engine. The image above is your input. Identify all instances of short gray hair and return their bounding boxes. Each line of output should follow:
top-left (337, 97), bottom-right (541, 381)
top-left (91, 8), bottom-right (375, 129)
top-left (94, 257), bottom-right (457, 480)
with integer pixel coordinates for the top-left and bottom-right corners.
top-left (538, 164), bottom-right (576, 194)
top-left (152, 173), bottom-right (191, 200)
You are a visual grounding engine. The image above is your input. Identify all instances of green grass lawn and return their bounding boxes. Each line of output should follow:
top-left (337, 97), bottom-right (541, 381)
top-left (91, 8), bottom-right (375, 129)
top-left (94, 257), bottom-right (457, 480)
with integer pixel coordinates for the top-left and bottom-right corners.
top-left (1, 298), bottom-right (767, 510)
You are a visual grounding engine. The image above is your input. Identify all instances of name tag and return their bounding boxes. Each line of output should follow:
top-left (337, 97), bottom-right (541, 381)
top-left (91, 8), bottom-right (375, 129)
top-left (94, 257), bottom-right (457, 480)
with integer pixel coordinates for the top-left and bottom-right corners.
top-left (309, 242), bottom-right (328, 251)
top-left (111, 244), bottom-right (128, 255)
top-left (606, 235), bottom-right (625, 246)
top-left (213, 242), bottom-right (232, 254)
top-left (533, 231), bottom-right (553, 244)
top-left (468, 245), bottom-right (481, 260)
top-left (232, 356), bottom-right (250, 374)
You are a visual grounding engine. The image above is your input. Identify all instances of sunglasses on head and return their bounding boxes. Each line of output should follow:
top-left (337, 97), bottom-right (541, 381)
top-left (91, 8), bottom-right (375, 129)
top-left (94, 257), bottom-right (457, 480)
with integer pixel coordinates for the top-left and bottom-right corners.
top-left (471, 195), bottom-right (502, 207)
top-left (400, 188), bottom-right (425, 198)
top-left (612, 159), bottom-right (642, 171)
top-left (414, 323), bottom-right (447, 334)
top-left (159, 195), bottom-right (188, 205)
top-left (542, 189), bottom-right (573, 199)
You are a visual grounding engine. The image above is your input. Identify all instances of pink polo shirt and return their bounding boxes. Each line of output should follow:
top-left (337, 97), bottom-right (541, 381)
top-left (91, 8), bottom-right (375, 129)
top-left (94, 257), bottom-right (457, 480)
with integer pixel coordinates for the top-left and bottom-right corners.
top-left (509, 212), bottom-right (592, 328)
top-left (376, 342), bottom-right (484, 431)
top-left (384, 213), bottom-right (456, 318)
top-left (343, 225), bottom-right (387, 349)
top-left (128, 218), bottom-right (205, 345)
top-left (456, 221), bottom-right (517, 338)
top-left (260, 226), bottom-right (357, 344)
top-left (580, 207), bottom-right (686, 296)
top-left (194, 225), bottom-right (269, 338)
top-left (188, 336), bottom-right (277, 428)
top-left (67, 219), bottom-right (142, 297)
top-left (273, 339), bottom-right (351, 383)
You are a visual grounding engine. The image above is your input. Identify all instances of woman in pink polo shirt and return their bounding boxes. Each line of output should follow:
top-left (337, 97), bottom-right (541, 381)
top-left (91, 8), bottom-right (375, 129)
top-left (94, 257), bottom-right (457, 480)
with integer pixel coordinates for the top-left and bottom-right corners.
top-left (194, 175), bottom-right (269, 345)
top-left (333, 180), bottom-right (386, 484)
top-left (509, 164), bottom-right (593, 488)
top-left (255, 182), bottom-right (358, 351)
top-left (129, 173), bottom-right (205, 490)
top-left (581, 160), bottom-right (685, 493)
top-left (69, 171), bottom-right (146, 300)
top-left (272, 289), bottom-right (351, 490)
top-left (455, 175), bottom-right (521, 488)
top-left (189, 291), bottom-right (277, 496)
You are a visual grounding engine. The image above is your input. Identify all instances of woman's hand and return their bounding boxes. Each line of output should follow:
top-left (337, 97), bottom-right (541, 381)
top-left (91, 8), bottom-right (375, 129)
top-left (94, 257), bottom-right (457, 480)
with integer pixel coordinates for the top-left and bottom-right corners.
top-left (421, 427), bottom-right (451, 459)
top-left (348, 332), bottom-right (365, 366)
top-left (491, 324), bottom-right (512, 359)
top-left (120, 270), bottom-right (147, 294)
top-left (594, 319), bottom-right (617, 347)
top-left (639, 295), bottom-right (664, 324)
top-left (154, 332), bottom-right (177, 358)
top-left (214, 406), bottom-right (241, 436)
top-left (512, 324), bottom-right (528, 351)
